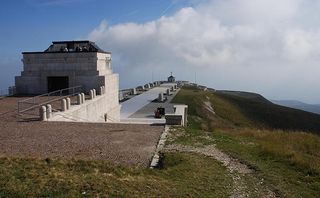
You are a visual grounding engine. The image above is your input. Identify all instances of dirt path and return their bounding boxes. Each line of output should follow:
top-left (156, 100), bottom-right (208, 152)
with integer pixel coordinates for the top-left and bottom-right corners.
top-left (164, 143), bottom-right (276, 198)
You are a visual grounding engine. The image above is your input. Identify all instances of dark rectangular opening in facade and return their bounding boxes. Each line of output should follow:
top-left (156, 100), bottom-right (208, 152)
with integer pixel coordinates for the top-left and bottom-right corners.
top-left (47, 76), bottom-right (69, 93)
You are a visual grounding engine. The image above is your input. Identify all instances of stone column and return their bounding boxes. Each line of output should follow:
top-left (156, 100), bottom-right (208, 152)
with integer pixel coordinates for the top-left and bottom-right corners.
top-left (100, 86), bottom-right (104, 95)
top-left (81, 93), bottom-right (85, 103)
top-left (166, 88), bottom-right (170, 96)
top-left (158, 93), bottom-right (164, 102)
top-left (89, 90), bottom-right (94, 99)
top-left (46, 104), bottom-right (52, 119)
top-left (93, 89), bottom-right (96, 98)
top-left (61, 99), bottom-right (67, 111)
top-left (77, 94), bottom-right (82, 105)
top-left (39, 106), bottom-right (47, 121)
top-left (66, 97), bottom-right (71, 109)
top-left (132, 88), bottom-right (137, 95)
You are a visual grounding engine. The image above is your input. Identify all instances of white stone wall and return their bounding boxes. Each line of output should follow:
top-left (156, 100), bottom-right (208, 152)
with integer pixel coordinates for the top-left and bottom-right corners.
top-left (48, 71), bottom-right (120, 122)
top-left (15, 52), bottom-right (112, 94)
top-left (16, 50), bottom-right (120, 123)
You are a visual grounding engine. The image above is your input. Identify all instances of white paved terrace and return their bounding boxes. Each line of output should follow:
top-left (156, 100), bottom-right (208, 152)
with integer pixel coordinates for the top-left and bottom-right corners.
top-left (120, 83), bottom-right (177, 123)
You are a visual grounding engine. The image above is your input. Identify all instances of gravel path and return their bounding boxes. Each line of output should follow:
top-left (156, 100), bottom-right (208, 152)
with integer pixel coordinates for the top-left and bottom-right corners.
top-left (0, 97), bottom-right (164, 167)
top-left (0, 122), bottom-right (163, 167)
top-left (164, 143), bottom-right (276, 198)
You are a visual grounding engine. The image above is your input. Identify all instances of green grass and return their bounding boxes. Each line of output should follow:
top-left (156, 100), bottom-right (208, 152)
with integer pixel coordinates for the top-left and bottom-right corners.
top-left (0, 154), bottom-right (234, 197)
top-left (170, 85), bottom-right (320, 197)
top-left (173, 85), bottom-right (320, 133)
top-left (2, 85), bottom-right (320, 197)
top-left (211, 130), bottom-right (320, 198)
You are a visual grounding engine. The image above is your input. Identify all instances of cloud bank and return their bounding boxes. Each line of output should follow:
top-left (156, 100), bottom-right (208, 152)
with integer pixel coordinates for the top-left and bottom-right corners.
top-left (88, 0), bottom-right (320, 103)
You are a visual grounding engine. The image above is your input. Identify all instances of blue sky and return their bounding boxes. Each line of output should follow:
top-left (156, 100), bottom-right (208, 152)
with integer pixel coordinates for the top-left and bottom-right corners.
top-left (1, 0), bottom-right (320, 104)
top-left (0, 0), bottom-right (190, 90)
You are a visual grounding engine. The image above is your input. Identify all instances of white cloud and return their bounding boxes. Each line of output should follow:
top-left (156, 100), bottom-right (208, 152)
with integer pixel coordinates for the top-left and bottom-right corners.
top-left (88, 0), bottom-right (320, 103)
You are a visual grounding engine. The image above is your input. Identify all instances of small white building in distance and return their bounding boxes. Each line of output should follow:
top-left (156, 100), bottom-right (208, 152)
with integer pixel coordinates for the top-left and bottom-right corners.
top-left (15, 40), bottom-right (120, 122)
top-left (168, 72), bottom-right (175, 83)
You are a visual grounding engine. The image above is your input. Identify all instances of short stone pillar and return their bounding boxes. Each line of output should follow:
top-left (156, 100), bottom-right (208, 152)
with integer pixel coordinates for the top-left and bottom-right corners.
top-left (158, 93), bottom-right (164, 102)
top-left (170, 86), bottom-right (174, 91)
top-left (66, 97), bottom-right (71, 109)
top-left (166, 88), bottom-right (171, 96)
top-left (146, 84), bottom-right (150, 89)
top-left (39, 106), bottom-right (47, 121)
top-left (132, 88), bottom-right (137, 95)
top-left (119, 91), bottom-right (124, 101)
top-left (46, 104), bottom-right (52, 119)
top-left (77, 94), bottom-right (82, 105)
top-left (61, 99), bottom-right (67, 111)
top-left (100, 86), bottom-right (104, 95)
top-left (93, 89), bottom-right (96, 98)
top-left (89, 90), bottom-right (94, 99)
top-left (81, 93), bottom-right (85, 103)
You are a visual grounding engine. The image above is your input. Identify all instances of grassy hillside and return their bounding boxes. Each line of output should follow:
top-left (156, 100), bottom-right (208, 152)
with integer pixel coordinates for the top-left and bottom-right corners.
top-left (173, 85), bottom-right (320, 133)
top-left (171, 85), bottom-right (320, 197)
top-left (1, 85), bottom-right (320, 197)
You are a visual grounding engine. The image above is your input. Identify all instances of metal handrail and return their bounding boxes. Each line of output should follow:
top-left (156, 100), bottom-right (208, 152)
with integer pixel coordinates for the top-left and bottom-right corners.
top-left (18, 85), bottom-right (82, 114)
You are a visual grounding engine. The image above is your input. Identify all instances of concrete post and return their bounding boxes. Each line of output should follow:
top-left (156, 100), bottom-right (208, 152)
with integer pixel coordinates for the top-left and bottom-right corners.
top-left (100, 86), bottom-right (104, 95)
top-left (39, 106), bottom-right (47, 121)
top-left (119, 91), bottom-right (124, 101)
top-left (46, 104), bottom-right (52, 119)
top-left (66, 97), bottom-right (71, 109)
top-left (77, 94), bottom-right (82, 105)
top-left (81, 93), bottom-right (85, 103)
top-left (132, 88), bottom-right (137, 95)
top-left (93, 89), bottom-right (96, 98)
top-left (89, 90), bottom-right (94, 99)
top-left (61, 99), bottom-right (67, 111)
top-left (170, 86), bottom-right (174, 91)
top-left (146, 84), bottom-right (150, 89)
top-left (158, 93), bottom-right (164, 102)
top-left (166, 89), bottom-right (170, 96)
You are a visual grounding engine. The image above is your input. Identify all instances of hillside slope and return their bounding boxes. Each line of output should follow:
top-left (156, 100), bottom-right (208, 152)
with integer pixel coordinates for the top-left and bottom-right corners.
top-left (172, 85), bottom-right (320, 134)
top-left (171, 85), bottom-right (320, 197)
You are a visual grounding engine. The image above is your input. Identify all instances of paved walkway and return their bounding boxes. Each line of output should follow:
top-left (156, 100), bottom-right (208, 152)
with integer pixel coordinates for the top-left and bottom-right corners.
top-left (120, 83), bottom-right (178, 124)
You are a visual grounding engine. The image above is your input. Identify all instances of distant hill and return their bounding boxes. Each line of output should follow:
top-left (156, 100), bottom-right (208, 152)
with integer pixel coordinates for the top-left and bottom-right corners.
top-left (172, 86), bottom-right (320, 134)
top-left (271, 100), bottom-right (320, 115)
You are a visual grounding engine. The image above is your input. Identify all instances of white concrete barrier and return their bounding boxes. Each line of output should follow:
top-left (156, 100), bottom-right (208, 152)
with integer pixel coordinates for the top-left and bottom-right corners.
top-left (158, 93), bottom-right (164, 102)
top-left (46, 104), bottom-right (52, 119)
top-left (39, 105), bottom-right (47, 121)
top-left (89, 90), bottom-right (94, 99)
top-left (61, 99), bottom-right (67, 111)
top-left (77, 94), bottom-right (82, 105)
top-left (132, 88), bottom-right (137, 95)
top-left (81, 93), bottom-right (85, 103)
top-left (66, 97), bottom-right (71, 109)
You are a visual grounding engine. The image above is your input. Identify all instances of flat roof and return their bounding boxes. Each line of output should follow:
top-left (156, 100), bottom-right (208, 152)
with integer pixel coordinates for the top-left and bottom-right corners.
top-left (22, 40), bottom-right (111, 54)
